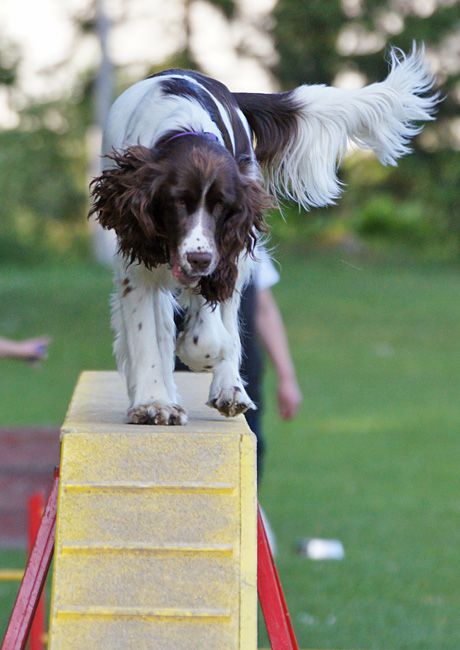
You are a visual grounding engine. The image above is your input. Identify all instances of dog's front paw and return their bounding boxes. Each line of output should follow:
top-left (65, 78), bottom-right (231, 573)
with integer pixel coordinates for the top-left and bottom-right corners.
top-left (128, 401), bottom-right (188, 425)
top-left (207, 385), bottom-right (256, 418)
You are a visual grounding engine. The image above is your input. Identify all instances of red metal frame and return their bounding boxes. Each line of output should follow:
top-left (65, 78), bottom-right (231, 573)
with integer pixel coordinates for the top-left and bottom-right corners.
top-left (1, 469), bottom-right (59, 650)
top-left (27, 492), bottom-right (46, 650)
top-left (2, 471), bottom-right (299, 650)
top-left (257, 505), bottom-right (299, 649)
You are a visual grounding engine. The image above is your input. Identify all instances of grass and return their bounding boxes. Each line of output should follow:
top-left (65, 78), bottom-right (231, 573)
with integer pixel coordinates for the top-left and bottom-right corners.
top-left (259, 250), bottom-right (460, 649)
top-left (0, 549), bottom-right (26, 633)
top-left (0, 263), bottom-right (113, 425)
top-left (1, 249), bottom-right (459, 648)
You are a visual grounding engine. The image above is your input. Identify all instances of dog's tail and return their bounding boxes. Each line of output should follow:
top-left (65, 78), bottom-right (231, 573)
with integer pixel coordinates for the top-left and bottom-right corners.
top-left (233, 44), bottom-right (439, 210)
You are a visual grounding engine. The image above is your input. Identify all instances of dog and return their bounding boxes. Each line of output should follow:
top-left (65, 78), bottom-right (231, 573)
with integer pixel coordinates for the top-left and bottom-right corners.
top-left (89, 45), bottom-right (437, 425)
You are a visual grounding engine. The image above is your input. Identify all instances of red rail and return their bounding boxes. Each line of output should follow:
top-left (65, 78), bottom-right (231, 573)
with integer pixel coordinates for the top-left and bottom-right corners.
top-left (257, 505), bottom-right (299, 649)
top-left (28, 493), bottom-right (46, 650)
top-left (2, 473), bottom-right (299, 650)
top-left (1, 470), bottom-right (59, 650)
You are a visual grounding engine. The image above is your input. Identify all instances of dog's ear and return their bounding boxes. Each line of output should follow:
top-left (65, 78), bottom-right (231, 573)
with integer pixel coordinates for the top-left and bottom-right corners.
top-left (89, 146), bottom-right (169, 266)
top-left (89, 146), bottom-right (163, 238)
top-left (218, 175), bottom-right (270, 262)
top-left (199, 176), bottom-right (271, 303)
top-left (236, 175), bottom-right (271, 252)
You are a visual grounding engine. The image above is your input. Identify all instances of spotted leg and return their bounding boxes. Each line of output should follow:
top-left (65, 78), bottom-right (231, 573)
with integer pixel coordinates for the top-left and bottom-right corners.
top-left (177, 258), bottom-right (255, 418)
top-left (112, 264), bottom-right (187, 425)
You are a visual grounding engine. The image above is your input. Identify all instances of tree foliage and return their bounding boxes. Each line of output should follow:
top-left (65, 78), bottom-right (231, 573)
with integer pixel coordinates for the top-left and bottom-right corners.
top-left (272, 0), bottom-right (460, 254)
top-left (0, 92), bottom-right (90, 262)
top-left (0, 34), bottom-right (18, 86)
top-left (1, 1), bottom-right (459, 262)
top-left (274, 0), bottom-right (346, 86)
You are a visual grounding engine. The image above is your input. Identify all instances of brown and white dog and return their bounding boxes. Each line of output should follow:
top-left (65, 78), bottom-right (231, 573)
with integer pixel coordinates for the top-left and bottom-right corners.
top-left (90, 46), bottom-right (437, 425)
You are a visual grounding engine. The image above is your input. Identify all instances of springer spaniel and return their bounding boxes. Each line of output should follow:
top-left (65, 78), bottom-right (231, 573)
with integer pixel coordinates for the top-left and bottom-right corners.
top-left (90, 46), bottom-right (437, 425)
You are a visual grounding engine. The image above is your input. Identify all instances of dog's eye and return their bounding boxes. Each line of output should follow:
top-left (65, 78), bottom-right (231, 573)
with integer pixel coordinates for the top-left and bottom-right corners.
top-left (213, 202), bottom-right (224, 217)
top-left (175, 198), bottom-right (187, 210)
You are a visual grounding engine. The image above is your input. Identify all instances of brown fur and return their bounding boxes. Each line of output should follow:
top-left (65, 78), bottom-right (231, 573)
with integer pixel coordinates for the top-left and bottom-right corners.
top-left (89, 137), bottom-right (270, 302)
top-left (233, 91), bottom-right (299, 170)
top-left (200, 173), bottom-right (270, 302)
top-left (89, 146), bottom-right (170, 268)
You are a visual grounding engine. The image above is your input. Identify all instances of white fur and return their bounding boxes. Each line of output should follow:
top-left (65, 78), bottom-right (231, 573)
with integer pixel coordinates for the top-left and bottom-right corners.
top-left (102, 77), bottom-right (224, 158)
top-left (267, 44), bottom-right (438, 209)
top-left (176, 252), bottom-right (255, 414)
top-left (103, 72), bottom-right (258, 423)
top-left (177, 206), bottom-right (218, 274)
top-left (112, 262), bottom-right (179, 406)
top-left (100, 52), bottom-right (436, 424)
top-left (111, 251), bottom-right (254, 422)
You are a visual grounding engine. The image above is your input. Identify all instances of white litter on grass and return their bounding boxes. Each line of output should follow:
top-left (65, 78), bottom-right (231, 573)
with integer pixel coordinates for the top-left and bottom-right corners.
top-left (298, 612), bottom-right (318, 626)
top-left (374, 342), bottom-right (395, 357)
top-left (298, 538), bottom-right (345, 560)
top-left (298, 612), bottom-right (337, 626)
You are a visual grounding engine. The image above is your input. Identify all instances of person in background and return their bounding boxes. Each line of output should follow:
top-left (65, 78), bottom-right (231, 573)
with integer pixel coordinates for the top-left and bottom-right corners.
top-left (239, 247), bottom-right (302, 554)
top-left (0, 336), bottom-right (50, 362)
top-left (240, 247), bottom-right (302, 482)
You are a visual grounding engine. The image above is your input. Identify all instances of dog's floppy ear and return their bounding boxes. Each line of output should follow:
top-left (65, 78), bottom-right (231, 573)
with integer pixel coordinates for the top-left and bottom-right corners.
top-left (89, 146), bottom-right (169, 267)
top-left (199, 175), bottom-right (271, 303)
top-left (233, 156), bottom-right (271, 253)
top-left (235, 174), bottom-right (271, 253)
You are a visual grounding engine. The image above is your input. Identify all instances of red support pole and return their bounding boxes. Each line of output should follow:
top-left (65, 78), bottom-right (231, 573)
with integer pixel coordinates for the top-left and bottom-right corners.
top-left (1, 469), bottom-right (59, 650)
top-left (27, 493), bottom-right (46, 650)
top-left (257, 504), bottom-right (299, 650)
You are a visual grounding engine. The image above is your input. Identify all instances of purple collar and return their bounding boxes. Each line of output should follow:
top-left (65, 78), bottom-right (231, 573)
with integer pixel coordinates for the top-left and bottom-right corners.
top-left (165, 131), bottom-right (220, 145)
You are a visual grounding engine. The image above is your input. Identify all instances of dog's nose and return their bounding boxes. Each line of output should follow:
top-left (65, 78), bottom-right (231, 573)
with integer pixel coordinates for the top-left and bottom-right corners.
top-left (186, 251), bottom-right (212, 272)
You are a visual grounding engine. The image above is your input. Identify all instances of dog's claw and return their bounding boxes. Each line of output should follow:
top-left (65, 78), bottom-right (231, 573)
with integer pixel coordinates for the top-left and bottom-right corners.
top-left (128, 402), bottom-right (188, 426)
top-left (207, 387), bottom-right (256, 418)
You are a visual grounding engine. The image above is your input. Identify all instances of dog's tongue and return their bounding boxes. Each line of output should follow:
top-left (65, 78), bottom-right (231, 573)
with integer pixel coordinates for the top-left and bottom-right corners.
top-left (171, 262), bottom-right (197, 286)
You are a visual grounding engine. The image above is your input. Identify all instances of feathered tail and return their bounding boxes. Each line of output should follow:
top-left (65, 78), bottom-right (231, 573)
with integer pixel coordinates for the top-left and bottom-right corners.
top-left (234, 44), bottom-right (439, 210)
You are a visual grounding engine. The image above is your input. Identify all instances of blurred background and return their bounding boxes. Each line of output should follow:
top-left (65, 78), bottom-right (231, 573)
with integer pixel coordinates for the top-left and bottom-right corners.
top-left (0, 1), bottom-right (459, 648)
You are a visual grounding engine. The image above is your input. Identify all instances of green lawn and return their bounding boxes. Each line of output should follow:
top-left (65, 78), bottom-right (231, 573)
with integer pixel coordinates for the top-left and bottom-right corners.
top-left (0, 263), bottom-right (113, 425)
top-left (1, 250), bottom-right (459, 649)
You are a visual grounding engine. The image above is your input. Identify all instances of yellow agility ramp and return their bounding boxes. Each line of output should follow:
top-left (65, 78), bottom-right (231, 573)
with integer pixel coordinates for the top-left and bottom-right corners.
top-left (48, 371), bottom-right (257, 650)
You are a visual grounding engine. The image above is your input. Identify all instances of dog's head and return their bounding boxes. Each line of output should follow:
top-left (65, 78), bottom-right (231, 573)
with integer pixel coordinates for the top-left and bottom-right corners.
top-left (89, 135), bottom-right (270, 301)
